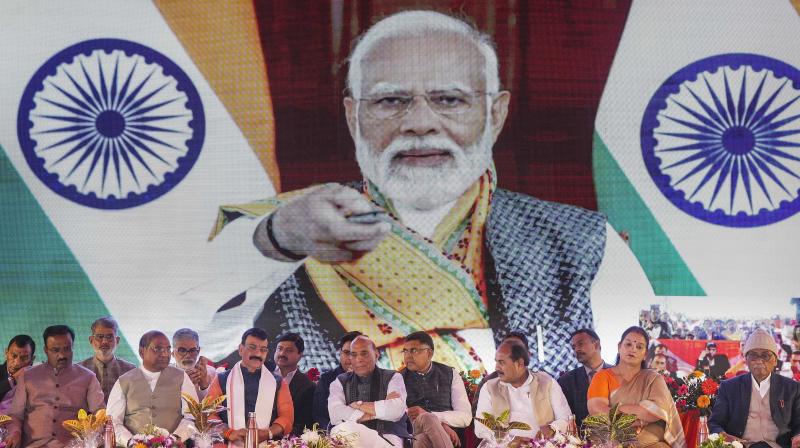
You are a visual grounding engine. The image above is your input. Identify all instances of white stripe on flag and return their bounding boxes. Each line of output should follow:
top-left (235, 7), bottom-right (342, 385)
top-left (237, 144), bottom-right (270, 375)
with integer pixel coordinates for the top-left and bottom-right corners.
top-left (595, 0), bottom-right (800, 298)
top-left (0, 0), bottom-right (281, 351)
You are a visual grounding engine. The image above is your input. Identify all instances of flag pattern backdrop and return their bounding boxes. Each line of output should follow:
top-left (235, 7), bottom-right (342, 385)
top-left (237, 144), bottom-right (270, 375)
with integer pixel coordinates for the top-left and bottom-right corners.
top-left (0, 0), bottom-right (281, 361)
top-left (594, 0), bottom-right (800, 299)
top-left (2, 0), bottom-right (798, 367)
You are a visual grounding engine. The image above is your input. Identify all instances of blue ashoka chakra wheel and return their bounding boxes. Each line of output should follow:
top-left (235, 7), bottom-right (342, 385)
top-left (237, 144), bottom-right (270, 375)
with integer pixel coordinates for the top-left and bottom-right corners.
top-left (641, 53), bottom-right (800, 227)
top-left (17, 38), bottom-right (205, 209)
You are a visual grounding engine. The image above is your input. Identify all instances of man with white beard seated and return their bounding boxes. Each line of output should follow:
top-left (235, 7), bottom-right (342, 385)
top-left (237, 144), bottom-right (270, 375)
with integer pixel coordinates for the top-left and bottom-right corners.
top-left (210, 10), bottom-right (636, 374)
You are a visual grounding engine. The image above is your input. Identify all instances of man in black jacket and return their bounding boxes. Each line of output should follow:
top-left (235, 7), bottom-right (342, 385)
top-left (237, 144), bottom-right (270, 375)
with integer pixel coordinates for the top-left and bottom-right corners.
top-left (273, 332), bottom-right (316, 435)
top-left (313, 331), bottom-right (362, 429)
top-left (709, 329), bottom-right (800, 448)
top-left (557, 329), bottom-right (610, 427)
top-left (401, 331), bottom-right (471, 447)
top-left (0, 335), bottom-right (35, 407)
top-left (697, 341), bottom-right (731, 379)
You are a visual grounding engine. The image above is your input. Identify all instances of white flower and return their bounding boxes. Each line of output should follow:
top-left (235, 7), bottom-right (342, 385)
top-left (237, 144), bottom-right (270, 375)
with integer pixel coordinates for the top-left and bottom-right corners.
top-left (567, 435), bottom-right (582, 445)
top-left (708, 433), bottom-right (720, 441)
top-left (554, 432), bottom-right (566, 443)
top-left (731, 441), bottom-right (743, 448)
top-left (301, 430), bottom-right (321, 444)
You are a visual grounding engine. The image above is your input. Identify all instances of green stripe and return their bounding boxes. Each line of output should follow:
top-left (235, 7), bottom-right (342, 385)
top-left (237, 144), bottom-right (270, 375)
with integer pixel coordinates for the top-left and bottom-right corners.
top-left (0, 144), bottom-right (137, 364)
top-left (592, 131), bottom-right (705, 295)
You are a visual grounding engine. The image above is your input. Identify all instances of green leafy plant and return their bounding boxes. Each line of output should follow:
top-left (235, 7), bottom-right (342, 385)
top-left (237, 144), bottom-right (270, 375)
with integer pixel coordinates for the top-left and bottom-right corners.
top-left (475, 409), bottom-right (532, 439)
top-left (583, 404), bottom-right (638, 447)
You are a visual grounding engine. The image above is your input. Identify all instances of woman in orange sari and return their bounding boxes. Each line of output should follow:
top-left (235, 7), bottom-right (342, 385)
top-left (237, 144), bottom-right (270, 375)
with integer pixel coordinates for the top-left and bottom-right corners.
top-left (587, 326), bottom-right (686, 448)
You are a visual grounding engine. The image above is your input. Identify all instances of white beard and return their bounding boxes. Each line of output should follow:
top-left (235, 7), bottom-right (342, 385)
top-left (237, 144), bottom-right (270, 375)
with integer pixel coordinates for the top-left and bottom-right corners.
top-left (355, 117), bottom-right (495, 210)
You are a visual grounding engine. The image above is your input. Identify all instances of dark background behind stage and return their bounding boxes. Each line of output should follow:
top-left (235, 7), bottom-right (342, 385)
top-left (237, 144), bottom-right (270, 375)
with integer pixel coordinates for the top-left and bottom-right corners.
top-left (254, 0), bottom-right (632, 208)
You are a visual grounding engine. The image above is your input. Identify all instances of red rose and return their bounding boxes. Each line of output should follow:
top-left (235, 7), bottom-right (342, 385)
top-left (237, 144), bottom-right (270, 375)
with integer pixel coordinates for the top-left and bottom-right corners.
top-left (676, 398), bottom-right (687, 412)
top-left (307, 367), bottom-right (320, 382)
top-left (677, 384), bottom-right (689, 395)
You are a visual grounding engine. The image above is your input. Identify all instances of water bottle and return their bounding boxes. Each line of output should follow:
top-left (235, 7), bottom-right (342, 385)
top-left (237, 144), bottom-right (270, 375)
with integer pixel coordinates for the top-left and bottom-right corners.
top-left (567, 414), bottom-right (579, 437)
top-left (698, 415), bottom-right (710, 445)
top-left (244, 411), bottom-right (258, 448)
top-left (103, 419), bottom-right (116, 448)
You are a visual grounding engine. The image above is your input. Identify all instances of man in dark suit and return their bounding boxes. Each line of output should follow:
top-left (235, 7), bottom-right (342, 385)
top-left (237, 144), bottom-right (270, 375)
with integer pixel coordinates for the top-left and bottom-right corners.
top-left (0, 335), bottom-right (35, 406)
top-left (273, 332), bottom-right (316, 435)
top-left (709, 329), bottom-right (800, 448)
top-left (313, 331), bottom-right (362, 429)
top-left (557, 328), bottom-right (611, 427)
top-left (697, 341), bottom-right (732, 379)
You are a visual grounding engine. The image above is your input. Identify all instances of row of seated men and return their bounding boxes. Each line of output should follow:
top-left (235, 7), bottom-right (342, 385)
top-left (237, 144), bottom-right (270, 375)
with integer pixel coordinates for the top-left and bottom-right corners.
top-left (1, 318), bottom-right (799, 448)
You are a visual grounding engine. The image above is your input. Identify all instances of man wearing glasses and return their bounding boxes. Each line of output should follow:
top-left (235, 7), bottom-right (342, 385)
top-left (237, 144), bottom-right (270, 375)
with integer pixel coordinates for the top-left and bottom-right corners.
top-left (400, 331), bottom-right (471, 448)
top-left (106, 330), bottom-right (198, 444)
top-left (212, 9), bottom-right (629, 376)
top-left (709, 329), bottom-right (800, 448)
top-left (171, 328), bottom-right (216, 399)
top-left (79, 317), bottom-right (135, 403)
top-left (6, 325), bottom-right (104, 448)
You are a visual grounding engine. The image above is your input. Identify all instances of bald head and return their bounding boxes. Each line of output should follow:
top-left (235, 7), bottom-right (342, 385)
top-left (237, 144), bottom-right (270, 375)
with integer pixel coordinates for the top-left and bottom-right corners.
top-left (349, 336), bottom-right (379, 377)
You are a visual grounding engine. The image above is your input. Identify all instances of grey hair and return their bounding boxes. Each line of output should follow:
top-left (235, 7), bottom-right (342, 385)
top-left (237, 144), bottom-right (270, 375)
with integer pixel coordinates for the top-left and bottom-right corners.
top-left (347, 10), bottom-right (500, 97)
top-left (90, 316), bottom-right (119, 334)
top-left (350, 335), bottom-right (378, 352)
top-left (172, 328), bottom-right (200, 345)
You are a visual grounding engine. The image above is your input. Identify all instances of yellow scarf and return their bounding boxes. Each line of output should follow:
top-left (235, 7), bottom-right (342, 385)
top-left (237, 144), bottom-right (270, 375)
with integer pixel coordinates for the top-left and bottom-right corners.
top-left (211, 169), bottom-right (496, 372)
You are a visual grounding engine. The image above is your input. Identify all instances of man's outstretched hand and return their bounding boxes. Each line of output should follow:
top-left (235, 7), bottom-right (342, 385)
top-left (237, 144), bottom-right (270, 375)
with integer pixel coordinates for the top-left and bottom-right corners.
top-left (255, 184), bottom-right (391, 262)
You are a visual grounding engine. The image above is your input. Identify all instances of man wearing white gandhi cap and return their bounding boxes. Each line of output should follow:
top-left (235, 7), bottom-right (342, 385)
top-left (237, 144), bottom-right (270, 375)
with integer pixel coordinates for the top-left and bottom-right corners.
top-left (710, 329), bottom-right (800, 448)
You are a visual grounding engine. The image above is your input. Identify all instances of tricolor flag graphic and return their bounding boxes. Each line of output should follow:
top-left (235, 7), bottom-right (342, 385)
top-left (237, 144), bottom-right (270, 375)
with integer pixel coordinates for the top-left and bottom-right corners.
top-left (594, 0), bottom-right (800, 300)
top-left (0, 0), bottom-right (285, 361)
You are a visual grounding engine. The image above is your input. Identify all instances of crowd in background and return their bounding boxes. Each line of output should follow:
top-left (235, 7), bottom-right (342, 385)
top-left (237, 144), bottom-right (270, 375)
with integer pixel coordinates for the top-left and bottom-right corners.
top-left (639, 305), bottom-right (800, 382)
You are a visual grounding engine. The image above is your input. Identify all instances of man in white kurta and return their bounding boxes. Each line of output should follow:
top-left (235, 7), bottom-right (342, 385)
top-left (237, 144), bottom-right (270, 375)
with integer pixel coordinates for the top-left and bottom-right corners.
top-left (328, 336), bottom-right (410, 448)
top-left (475, 341), bottom-right (572, 443)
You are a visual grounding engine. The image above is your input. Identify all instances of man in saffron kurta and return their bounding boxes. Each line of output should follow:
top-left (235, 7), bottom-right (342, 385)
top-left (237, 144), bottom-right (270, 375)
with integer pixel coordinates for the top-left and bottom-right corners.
top-left (206, 328), bottom-right (293, 445)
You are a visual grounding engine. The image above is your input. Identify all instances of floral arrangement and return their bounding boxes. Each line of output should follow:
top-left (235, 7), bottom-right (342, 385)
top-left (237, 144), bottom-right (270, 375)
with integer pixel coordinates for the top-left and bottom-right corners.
top-left (307, 368), bottom-right (321, 383)
top-left (460, 369), bottom-right (483, 403)
top-left (699, 433), bottom-right (743, 448)
top-left (128, 425), bottom-right (177, 448)
top-left (0, 414), bottom-right (10, 448)
top-left (62, 409), bottom-right (109, 448)
top-left (522, 430), bottom-right (591, 448)
top-left (182, 393), bottom-right (226, 447)
top-left (259, 424), bottom-right (356, 448)
top-left (662, 371), bottom-right (719, 415)
top-left (583, 404), bottom-right (638, 448)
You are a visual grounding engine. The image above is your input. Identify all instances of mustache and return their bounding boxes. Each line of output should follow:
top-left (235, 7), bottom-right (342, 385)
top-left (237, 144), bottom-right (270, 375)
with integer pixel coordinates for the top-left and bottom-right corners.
top-left (382, 136), bottom-right (460, 164)
top-left (277, 356), bottom-right (288, 361)
top-left (249, 356), bottom-right (263, 362)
